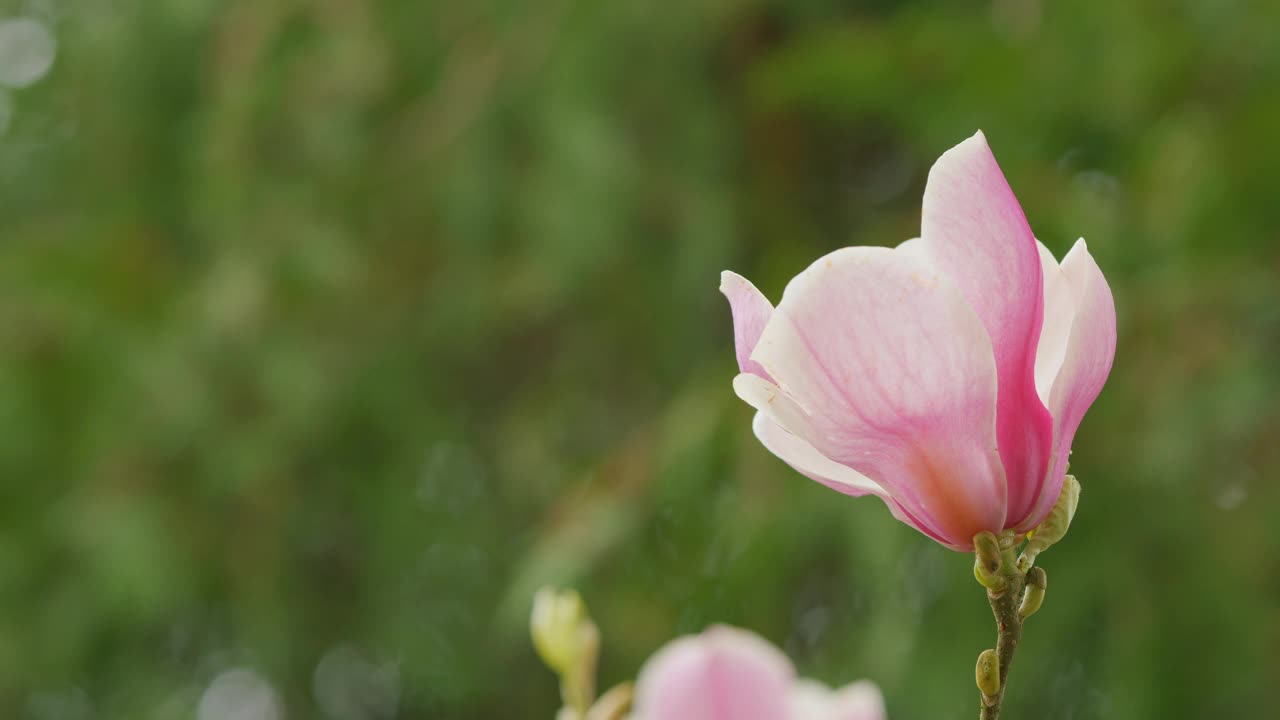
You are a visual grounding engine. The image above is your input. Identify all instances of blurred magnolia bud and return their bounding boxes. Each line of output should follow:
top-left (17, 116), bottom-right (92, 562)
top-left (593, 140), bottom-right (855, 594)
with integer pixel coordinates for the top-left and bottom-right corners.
top-left (532, 587), bottom-right (589, 674)
top-left (1018, 475), bottom-right (1080, 571)
top-left (532, 587), bottom-right (600, 713)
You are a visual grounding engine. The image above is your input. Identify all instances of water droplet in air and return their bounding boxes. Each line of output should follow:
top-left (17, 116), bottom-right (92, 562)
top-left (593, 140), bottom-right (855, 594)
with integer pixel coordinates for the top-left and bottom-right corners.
top-left (0, 18), bottom-right (57, 88)
top-left (1215, 483), bottom-right (1247, 511)
top-left (198, 669), bottom-right (284, 720)
top-left (1072, 169), bottom-right (1120, 198)
top-left (25, 687), bottom-right (94, 720)
top-left (313, 645), bottom-right (400, 720)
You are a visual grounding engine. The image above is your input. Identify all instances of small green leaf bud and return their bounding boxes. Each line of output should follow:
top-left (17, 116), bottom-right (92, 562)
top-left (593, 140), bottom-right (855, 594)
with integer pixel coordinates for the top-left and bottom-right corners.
top-left (1018, 475), bottom-right (1080, 571)
top-left (532, 587), bottom-right (601, 712)
top-left (974, 531), bottom-right (1002, 574)
top-left (972, 531), bottom-right (1008, 592)
top-left (976, 648), bottom-right (1000, 702)
top-left (532, 587), bottom-right (588, 674)
top-left (1019, 566), bottom-right (1047, 619)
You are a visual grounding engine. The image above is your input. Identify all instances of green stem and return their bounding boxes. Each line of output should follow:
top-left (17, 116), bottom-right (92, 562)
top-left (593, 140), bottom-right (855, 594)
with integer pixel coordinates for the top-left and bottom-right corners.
top-left (979, 544), bottom-right (1025, 720)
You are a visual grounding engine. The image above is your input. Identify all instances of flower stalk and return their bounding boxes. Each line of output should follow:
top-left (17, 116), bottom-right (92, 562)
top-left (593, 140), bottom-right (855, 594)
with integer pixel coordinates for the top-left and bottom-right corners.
top-left (973, 477), bottom-right (1078, 719)
top-left (977, 531), bottom-right (1026, 720)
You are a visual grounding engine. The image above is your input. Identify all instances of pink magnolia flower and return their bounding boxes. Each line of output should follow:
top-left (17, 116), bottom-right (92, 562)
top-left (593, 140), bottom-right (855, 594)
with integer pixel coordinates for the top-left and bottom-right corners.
top-left (721, 131), bottom-right (1116, 551)
top-left (632, 625), bottom-right (886, 720)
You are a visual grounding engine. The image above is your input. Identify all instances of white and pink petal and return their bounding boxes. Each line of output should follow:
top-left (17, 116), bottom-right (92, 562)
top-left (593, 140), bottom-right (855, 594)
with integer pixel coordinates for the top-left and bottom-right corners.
top-left (633, 626), bottom-right (795, 720)
top-left (788, 679), bottom-right (887, 720)
top-left (918, 132), bottom-right (1054, 528)
top-left (720, 271), bottom-right (775, 381)
top-left (750, 410), bottom-right (883, 499)
top-left (747, 245), bottom-right (1006, 548)
top-left (1022, 239), bottom-right (1116, 530)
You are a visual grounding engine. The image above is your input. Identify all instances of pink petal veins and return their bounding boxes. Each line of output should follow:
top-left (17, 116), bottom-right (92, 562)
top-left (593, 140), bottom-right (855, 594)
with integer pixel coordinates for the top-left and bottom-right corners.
top-left (918, 131), bottom-right (1054, 528)
top-left (747, 245), bottom-right (1005, 548)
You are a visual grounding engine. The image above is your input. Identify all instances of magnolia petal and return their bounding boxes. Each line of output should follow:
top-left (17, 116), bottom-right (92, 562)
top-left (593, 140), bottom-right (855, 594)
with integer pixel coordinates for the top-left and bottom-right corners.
top-left (737, 372), bottom-right (947, 538)
top-left (720, 271), bottom-right (775, 381)
top-left (827, 681), bottom-right (888, 720)
top-left (751, 411), bottom-right (883, 497)
top-left (633, 626), bottom-right (794, 720)
top-left (748, 245), bottom-right (1005, 548)
top-left (919, 131), bottom-right (1053, 528)
top-left (787, 680), bottom-right (836, 720)
top-left (1034, 241), bottom-right (1075, 403)
top-left (1021, 239), bottom-right (1116, 530)
top-left (790, 679), bottom-right (888, 720)
top-left (733, 373), bottom-right (818, 445)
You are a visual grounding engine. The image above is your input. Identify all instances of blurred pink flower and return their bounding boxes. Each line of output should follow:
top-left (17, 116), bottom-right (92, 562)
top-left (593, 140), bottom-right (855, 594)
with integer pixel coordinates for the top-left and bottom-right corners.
top-left (721, 131), bottom-right (1115, 550)
top-left (632, 626), bottom-right (885, 720)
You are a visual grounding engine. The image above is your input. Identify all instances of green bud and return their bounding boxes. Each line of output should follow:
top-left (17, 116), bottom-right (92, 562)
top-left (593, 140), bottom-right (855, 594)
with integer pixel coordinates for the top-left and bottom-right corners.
top-left (1019, 566), bottom-right (1047, 619)
top-left (975, 648), bottom-right (1000, 701)
top-left (974, 531), bottom-right (1002, 574)
top-left (532, 587), bottom-right (600, 712)
top-left (532, 587), bottom-right (588, 674)
top-left (1018, 475), bottom-right (1080, 571)
top-left (973, 557), bottom-right (1009, 593)
top-left (972, 531), bottom-right (1008, 592)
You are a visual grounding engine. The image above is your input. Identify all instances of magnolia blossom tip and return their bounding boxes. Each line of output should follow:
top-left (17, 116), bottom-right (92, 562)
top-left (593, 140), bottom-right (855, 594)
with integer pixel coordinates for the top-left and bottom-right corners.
top-left (954, 129), bottom-right (992, 155)
top-left (927, 130), bottom-right (1000, 188)
top-left (719, 269), bottom-right (747, 294)
top-left (1072, 239), bottom-right (1104, 274)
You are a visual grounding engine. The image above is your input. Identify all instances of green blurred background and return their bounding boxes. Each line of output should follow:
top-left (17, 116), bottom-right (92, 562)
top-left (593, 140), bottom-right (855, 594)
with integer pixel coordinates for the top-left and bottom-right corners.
top-left (1, 0), bottom-right (1277, 717)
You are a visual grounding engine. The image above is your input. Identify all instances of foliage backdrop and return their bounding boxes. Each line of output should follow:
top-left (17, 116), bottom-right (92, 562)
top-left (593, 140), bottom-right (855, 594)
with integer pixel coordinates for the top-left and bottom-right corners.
top-left (1, 0), bottom-right (1278, 717)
